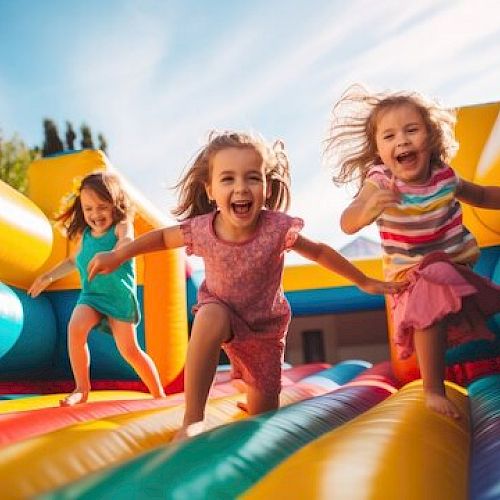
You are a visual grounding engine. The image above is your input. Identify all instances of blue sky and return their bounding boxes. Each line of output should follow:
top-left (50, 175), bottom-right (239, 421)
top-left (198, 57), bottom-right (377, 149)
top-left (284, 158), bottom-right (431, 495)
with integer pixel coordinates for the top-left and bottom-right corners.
top-left (1, 0), bottom-right (500, 265)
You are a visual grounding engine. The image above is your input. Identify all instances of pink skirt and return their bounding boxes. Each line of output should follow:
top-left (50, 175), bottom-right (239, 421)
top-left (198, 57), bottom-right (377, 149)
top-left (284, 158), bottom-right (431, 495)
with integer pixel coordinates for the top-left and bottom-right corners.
top-left (389, 252), bottom-right (500, 360)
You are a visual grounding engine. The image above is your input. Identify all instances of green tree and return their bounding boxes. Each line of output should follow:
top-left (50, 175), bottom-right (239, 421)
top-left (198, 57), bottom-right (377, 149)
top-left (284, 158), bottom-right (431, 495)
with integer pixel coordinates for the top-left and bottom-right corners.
top-left (42, 119), bottom-right (64, 157)
top-left (97, 133), bottom-right (108, 154)
top-left (0, 131), bottom-right (39, 194)
top-left (80, 123), bottom-right (94, 149)
top-left (65, 121), bottom-right (76, 150)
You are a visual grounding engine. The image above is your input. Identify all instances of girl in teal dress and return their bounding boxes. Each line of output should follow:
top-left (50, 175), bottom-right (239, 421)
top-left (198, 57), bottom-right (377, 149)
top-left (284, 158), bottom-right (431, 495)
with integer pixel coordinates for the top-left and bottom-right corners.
top-left (28, 172), bottom-right (165, 406)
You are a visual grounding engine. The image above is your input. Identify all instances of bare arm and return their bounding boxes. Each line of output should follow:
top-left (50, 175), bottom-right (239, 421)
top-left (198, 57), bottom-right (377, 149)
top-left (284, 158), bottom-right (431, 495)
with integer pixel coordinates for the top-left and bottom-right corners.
top-left (291, 234), bottom-right (406, 294)
top-left (456, 178), bottom-right (500, 209)
top-left (88, 225), bottom-right (185, 280)
top-left (28, 240), bottom-right (81, 297)
top-left (341, 182), bottom-right (399, 234)
top-left (114, 220), bottom-right (134, 249)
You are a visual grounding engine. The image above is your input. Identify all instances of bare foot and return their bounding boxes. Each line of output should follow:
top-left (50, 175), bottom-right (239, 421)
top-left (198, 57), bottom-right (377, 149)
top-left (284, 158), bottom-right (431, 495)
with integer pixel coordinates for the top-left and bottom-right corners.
top-left (60, 390), bottom-right (88, 407)
top-left (236, 401), bottom-right (248, 413)
top-left (172, 421), bottom-right (205, 442)
top-left (425, 392), bottom-right (461, 419)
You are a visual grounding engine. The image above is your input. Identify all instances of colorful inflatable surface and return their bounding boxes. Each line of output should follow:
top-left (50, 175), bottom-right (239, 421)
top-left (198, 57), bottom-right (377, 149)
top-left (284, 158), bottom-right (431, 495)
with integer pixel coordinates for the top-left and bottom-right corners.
top-left (0, 101), bottom-right (499, 499)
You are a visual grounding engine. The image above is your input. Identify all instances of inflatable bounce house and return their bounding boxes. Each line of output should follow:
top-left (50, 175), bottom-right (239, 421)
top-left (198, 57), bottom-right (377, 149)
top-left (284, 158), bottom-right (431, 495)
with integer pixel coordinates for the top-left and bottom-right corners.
top-left (0, 102), bottom-right (499, 499)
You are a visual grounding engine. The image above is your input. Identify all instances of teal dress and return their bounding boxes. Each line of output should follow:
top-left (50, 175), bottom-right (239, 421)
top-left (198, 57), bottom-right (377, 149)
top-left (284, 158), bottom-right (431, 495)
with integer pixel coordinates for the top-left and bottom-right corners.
top-left (75, 226), bottom-right (140, 331)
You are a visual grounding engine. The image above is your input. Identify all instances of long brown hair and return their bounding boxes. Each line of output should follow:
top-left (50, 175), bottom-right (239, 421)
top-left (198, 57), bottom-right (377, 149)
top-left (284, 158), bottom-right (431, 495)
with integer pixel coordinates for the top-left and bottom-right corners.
top-left (56, 171), bottom-right (131, 240)
top-left (172, 131), bottom-right (291, 220)
top-left (325, 84), bottom-right (458, 190)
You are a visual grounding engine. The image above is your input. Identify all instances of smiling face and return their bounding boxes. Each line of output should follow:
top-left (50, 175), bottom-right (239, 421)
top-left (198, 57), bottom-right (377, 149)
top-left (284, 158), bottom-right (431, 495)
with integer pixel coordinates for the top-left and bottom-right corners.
top-left (80, 187), bottom-right (114, 236)
top-left (205, 146), bottom-right (270, 241)
top-left (375, 103), bottom-right (432, 185)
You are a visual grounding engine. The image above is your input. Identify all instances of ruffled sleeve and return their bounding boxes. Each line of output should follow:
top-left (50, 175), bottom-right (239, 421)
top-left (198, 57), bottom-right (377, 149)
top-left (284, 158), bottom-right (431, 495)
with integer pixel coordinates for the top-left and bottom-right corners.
top-left (365, 164), bottom-right (391, 190)
top-left (284, 216), bottom-right (304, 251)
top-left (180, 219), bottom-right (194, 256)
top-left (180, 212), bottom-right (214, 257)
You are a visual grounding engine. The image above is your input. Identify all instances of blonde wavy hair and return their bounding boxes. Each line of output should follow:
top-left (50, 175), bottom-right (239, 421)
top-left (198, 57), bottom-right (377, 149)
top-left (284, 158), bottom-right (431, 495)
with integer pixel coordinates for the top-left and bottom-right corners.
top-left (325, 84), bottom-right (458, 190)
top-left (172, 131), bottom-right (291, 220)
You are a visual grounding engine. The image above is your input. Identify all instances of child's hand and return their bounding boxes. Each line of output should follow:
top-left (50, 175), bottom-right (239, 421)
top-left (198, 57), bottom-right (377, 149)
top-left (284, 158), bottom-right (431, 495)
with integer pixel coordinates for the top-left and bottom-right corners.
top-left (27, 274), bottom-right (53, 298)
top-left (87, 251), bottom-right (120, 281)
top-left (361, 188), bottom-right (400, 223)
top-left (358, 277), bottom-right (407, 295)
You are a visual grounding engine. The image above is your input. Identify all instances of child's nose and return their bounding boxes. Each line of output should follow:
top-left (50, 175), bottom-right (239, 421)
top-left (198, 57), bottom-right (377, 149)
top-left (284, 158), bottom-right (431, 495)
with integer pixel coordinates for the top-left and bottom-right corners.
top-left (234, 180), bottom-right (248, 193)
top-left (397, 135), bottom-right (409, 147)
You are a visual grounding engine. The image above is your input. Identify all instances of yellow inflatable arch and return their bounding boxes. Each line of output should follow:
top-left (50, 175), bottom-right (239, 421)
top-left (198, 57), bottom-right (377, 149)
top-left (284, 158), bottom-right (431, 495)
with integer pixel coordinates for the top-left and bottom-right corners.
top-left (0, 149), bottom-right (187, 389)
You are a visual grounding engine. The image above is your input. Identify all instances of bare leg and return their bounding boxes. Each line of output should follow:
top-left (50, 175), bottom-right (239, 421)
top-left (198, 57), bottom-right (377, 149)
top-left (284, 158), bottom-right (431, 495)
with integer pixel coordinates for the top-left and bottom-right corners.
top-left (61, 305), bottom-right (100, 406)
top-left (231, 379), bottom-right (249, 412)
top-left (111, 318), bottom-right (165, 399)
top-left (245, 385), bottom-right (279, 416)
top-left (174, 303), bottom-right (231, 441)
top-left (413, 322), bottom-right (460, 419)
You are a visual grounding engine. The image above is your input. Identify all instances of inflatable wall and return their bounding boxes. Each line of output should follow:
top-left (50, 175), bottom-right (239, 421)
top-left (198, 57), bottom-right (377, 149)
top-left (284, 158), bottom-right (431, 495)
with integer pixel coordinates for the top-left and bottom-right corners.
top-left (0, 149), bottom-right (188, 392)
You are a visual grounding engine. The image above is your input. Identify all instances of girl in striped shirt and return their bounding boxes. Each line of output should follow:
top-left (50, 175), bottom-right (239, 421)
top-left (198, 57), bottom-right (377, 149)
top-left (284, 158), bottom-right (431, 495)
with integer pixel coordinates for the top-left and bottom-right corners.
top-left (327, 85), bottom-right (500, 419)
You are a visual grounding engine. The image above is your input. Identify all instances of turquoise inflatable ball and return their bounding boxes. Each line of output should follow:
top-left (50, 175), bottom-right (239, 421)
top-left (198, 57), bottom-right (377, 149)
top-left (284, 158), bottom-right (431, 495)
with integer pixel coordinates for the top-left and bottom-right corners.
top-left (0, 282), bottom-right (23, 357)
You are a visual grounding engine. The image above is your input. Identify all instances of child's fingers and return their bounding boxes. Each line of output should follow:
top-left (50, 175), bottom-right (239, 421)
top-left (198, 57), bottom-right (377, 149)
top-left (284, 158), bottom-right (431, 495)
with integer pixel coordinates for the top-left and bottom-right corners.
top-left (385, 280), bottom-right (408, 294)
top-left (87, 263), bottom-right (96, 281)
top-left (375, 190), bottom-right (399, 211)
top-left (389, 175), bottom-right (399, 194)
top-left (27, 282), bottom-right (41, 297)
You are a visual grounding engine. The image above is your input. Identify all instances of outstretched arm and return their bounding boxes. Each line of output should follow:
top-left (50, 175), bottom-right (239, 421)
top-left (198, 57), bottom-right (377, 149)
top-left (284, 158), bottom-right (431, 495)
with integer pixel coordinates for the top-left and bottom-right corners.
top-left (87, 225), bottom-right (185, 280)
top-left (28, 239), bottom-right (81, 297)
top-left (341, 182), bottom-right (399, 234)
top-left (291, 234), bottom-right (405, 295)
top-left (114, 220), bottom-right (134, 249)
top-left (456, 179), bottom-right (500, 209)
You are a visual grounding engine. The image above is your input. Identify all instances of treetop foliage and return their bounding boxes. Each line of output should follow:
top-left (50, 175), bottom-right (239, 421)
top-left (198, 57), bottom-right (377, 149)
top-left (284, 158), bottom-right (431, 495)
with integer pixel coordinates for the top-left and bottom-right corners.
top-left (0, 118), bottom-right (109, 194)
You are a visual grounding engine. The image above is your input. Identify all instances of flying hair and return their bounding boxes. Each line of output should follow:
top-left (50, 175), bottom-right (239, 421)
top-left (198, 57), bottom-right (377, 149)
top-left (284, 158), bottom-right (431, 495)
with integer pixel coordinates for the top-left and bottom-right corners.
top-left (324, 84), bottom-right (458, 189)
top-left (55, 171), bottom-right (131, 240)
top-left (172, 131), bottom-right (291, 220)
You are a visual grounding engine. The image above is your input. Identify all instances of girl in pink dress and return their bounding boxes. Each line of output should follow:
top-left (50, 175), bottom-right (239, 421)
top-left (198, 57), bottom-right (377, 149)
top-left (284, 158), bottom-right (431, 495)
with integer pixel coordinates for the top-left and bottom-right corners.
top-left (326, 84), bottom-right (500, 419)
top-left (88, 131), bottom-right (404, 439)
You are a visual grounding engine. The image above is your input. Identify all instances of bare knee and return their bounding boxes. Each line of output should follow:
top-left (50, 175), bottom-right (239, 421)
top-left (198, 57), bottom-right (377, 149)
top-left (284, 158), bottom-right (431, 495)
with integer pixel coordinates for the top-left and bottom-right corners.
top-left (68, 321), bottom-right (91, 346)
top-left (194, 303), bottom-right (232, 343)
top-left (116, 341), bottom-right (141, 362)
top-left (68, 306), bottom-right (99, 345)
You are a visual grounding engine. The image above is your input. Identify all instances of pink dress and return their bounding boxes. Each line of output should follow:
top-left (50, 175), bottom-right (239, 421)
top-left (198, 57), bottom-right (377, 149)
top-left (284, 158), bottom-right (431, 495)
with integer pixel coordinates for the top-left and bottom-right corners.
top-left (181, 210), bottom-right (304, 395)
top-left (366, 164), bottom-right (500, 359)
top-left (390, 252), bottom-right (500, 359)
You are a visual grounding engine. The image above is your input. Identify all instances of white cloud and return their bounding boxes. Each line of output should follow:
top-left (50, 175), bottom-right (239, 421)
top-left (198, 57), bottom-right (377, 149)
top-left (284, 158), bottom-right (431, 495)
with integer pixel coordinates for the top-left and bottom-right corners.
top-left (320, 0), bottom-right (500, 99)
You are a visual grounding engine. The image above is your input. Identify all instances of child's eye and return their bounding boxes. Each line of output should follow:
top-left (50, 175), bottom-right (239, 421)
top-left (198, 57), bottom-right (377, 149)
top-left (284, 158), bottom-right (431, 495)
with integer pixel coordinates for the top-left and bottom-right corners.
top-left (383, 134), bottom-right (394, 140)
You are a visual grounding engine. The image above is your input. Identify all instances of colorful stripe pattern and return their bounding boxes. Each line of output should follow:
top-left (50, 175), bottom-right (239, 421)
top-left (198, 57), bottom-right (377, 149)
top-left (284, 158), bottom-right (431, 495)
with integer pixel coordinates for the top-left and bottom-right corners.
top-left (366, 163), bottom-right (480, 280)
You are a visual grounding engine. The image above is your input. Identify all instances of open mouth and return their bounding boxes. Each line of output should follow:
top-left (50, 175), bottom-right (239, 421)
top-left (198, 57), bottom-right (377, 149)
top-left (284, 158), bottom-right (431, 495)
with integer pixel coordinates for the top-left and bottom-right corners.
top-left (396, 151), bottom-right (417, 164)
top-left (231, 201), bottom-right (252, 214)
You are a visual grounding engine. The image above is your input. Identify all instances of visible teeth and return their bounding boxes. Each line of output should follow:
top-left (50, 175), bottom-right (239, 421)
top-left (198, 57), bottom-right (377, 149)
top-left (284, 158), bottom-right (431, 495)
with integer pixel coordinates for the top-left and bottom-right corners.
top-left (233, 202), bottom-right (251, 214)
top-left (397, 151), bottom-right (415, 162)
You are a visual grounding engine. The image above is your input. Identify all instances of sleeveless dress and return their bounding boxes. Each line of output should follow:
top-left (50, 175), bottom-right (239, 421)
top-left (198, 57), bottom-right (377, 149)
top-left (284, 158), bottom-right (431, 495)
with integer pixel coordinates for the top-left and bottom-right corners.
top-left (366, 163), bottom-right (500, 359)
top-left (181, 209), bottom-right (303, 395)
top-left (75, 226), bottom-right (140, 332)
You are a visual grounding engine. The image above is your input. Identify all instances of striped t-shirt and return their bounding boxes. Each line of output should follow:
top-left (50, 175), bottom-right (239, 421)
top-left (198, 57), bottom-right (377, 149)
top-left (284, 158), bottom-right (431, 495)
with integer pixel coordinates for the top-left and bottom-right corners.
top-left (366, 163), bottom-right (479, 281)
